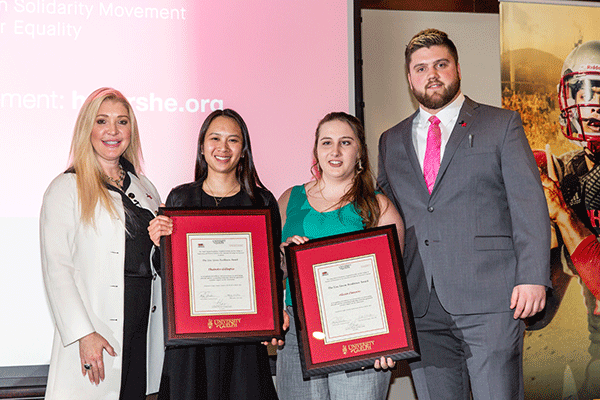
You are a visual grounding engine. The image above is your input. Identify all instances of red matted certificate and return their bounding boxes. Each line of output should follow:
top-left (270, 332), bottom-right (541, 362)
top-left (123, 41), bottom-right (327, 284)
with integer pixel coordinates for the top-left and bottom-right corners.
top-left (160, 207), bottom-right (283, 345)
top-left (286, 225), bottom-right (419, 378)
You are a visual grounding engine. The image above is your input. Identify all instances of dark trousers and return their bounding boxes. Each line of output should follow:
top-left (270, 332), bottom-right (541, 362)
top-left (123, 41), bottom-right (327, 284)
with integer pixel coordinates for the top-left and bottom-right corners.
top-left (409, 286), bottom-right (524, 400)
top-left (119, 276), bottom-right (151, 400)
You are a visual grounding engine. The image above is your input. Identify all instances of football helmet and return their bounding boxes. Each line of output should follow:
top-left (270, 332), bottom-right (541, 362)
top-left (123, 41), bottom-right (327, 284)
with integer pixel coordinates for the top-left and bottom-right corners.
top-left (559, 40), bottom-right (600, 143)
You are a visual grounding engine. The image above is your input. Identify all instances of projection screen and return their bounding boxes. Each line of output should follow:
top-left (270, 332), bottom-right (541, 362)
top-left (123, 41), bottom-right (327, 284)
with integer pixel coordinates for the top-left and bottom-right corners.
top-left (0, 0), bottom-right (355, 370)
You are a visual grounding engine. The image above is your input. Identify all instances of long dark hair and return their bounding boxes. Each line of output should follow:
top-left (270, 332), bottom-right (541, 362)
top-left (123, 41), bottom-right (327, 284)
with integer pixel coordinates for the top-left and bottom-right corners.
top-left (195, 109), bottom-right (266, 204)
top-left (312, 112), bottom-right (381, 228)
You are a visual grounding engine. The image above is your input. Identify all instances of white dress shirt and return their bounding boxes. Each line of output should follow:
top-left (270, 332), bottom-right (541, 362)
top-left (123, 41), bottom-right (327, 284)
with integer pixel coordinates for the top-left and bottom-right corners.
top-left (412, 92), bottom-right (465, 171)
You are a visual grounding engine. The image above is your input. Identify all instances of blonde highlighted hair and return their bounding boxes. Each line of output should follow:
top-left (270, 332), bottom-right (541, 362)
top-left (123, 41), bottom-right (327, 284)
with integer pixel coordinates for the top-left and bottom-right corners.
top-left (68, 87), bottom-right (143, 225)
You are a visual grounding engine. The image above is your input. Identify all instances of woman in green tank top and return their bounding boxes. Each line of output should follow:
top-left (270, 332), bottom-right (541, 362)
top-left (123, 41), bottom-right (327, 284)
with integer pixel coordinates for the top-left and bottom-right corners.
top-left (275, 112), bottom-right (405, 400)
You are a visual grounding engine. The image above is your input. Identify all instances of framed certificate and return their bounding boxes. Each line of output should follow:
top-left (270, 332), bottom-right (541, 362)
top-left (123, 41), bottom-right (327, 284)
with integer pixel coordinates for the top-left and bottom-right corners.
top-left (160, 207), bottom-right (283, 345)
top-left (285, 225), bottom-right (418, 378)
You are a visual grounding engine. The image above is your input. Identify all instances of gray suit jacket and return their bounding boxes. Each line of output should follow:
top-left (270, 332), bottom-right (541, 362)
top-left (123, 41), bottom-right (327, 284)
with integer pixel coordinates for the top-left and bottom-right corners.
top-left (378, 97), bottom-right (551, 318)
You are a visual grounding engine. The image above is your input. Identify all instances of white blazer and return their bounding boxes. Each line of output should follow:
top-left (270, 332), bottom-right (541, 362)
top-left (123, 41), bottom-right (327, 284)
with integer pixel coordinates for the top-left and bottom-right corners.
top-left (40, 172), bottom-right (164, 400)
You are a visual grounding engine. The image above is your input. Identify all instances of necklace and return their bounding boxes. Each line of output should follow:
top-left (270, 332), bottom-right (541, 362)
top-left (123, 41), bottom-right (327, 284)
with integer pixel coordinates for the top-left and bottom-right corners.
top-left (312, 180), bottom-right (343, 212)
top-left (204, 180), bottom-right (239, 207)
top-left (104, 164), bottom-right (125, 189)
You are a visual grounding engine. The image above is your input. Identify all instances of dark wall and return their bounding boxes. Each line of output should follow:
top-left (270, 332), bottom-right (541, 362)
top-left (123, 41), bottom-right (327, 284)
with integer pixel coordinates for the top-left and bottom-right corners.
top-left (361, 0), bottom-right (600, 14)
top-left (360, 0), bottom-right (499, 13)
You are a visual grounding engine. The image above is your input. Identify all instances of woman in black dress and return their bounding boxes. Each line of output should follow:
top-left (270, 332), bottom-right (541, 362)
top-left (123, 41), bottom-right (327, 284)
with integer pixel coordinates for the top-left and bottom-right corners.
top-left (149, 109), bottom-right (281, 400)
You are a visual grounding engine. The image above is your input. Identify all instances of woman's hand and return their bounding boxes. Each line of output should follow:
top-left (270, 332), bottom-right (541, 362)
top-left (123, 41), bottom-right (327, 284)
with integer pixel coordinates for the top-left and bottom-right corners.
top-left (281, 235), bottom-right (309, 248)
top-left (79, 332), bottom-right (116, 385)
top-left (268, 237), bottom-right (307, 348)
top-left (279, 236), bottom-right (309, 278)
top-left (373, 356), bottom-right (395, 370)
top-left (262, 309), bottom-right (290, 347)
top-left (148, 206), bottom-right (173, 247)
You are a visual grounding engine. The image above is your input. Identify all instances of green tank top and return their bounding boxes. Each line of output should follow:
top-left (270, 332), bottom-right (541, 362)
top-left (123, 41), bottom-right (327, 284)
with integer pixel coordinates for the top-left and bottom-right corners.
top-left (282, 184), bottom-right (365, 306)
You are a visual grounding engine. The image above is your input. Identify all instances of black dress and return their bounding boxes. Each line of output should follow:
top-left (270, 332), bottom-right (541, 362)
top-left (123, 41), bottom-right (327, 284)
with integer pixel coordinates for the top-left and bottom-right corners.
top-left (106, 160), bottom-right (156, 400)
top-left (157, 180), bottom-right (281, 400)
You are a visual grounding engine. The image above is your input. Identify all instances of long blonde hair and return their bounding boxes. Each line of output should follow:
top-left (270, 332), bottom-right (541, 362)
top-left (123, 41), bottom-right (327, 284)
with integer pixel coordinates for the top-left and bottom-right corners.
top-left (68, 87), bottom-right (143, 225)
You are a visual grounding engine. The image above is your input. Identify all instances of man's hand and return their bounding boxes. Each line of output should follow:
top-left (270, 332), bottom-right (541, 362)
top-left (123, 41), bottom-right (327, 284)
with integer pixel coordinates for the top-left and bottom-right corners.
top-left (510, 284), bottom-right (546, 319)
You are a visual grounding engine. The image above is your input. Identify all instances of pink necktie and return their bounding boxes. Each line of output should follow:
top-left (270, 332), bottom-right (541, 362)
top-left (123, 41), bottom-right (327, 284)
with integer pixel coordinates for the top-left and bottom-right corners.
top-left (423, 115), bottom-right (441, 194)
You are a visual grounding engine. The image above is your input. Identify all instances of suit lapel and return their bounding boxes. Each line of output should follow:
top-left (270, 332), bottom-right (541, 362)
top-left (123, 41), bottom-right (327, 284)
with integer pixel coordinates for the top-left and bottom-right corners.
top-left (400, 110), bottom-right (429, 192)
top-left (433, 97), bottom-right (479, 193)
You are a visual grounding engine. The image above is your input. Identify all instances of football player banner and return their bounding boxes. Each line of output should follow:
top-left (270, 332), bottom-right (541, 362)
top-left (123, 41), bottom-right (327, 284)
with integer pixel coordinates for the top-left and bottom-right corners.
top-left (501, 1), bottom-right (600, 399)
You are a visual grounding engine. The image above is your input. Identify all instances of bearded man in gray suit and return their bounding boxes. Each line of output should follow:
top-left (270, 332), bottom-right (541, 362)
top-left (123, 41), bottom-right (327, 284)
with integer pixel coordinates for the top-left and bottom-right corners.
top-left (377, 29), bottom-right (551, 400)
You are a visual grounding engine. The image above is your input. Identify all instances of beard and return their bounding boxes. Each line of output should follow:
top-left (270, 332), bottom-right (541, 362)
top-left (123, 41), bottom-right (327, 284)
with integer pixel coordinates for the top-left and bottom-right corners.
top-left (412, 76), bottom-right (461, 110)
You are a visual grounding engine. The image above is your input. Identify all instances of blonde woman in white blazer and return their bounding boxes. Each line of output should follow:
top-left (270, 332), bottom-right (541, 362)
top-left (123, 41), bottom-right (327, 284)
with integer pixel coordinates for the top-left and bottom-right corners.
top-left (40, 88), bottom-right (164, 400)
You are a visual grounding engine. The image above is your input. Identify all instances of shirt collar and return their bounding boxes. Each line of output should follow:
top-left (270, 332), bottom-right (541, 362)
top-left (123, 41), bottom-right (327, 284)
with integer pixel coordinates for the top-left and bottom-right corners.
top-left (119, 156), bottom-right (138, 177)
top-left (418, 92), bottom-right (465, 127)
